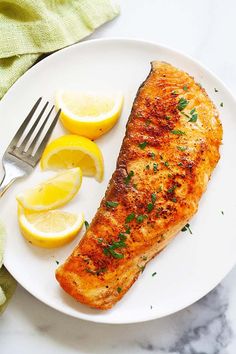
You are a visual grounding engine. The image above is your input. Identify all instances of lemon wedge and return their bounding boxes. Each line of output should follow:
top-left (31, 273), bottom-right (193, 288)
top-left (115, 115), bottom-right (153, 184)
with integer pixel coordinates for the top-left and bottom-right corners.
top-left (16, 168), bottom-right (82, 211)
top-left (18, 207), bottom-right (84, 248)
top-left (56, 91), bottom-right (123, 139)
top-left (40, 135), bottom-right (104, 182)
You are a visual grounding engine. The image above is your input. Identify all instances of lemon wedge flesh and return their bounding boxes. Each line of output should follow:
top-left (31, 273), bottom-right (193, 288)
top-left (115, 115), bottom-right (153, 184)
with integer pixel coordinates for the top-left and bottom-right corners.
top-left (56, 91), bottom-right (123, 139)
top-left (16, 168), bottom-right (82, 212)
top-left (40, 135), bottom-right (104, 182)
top-left (18, 207), bottom-right (84, 248)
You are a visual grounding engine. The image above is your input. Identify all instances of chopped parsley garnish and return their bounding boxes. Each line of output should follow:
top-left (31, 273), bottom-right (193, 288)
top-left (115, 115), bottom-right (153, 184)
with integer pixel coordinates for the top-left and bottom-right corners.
top-left (181, 223), bottom-right (192, 234)
top-left (153, 163), bottom-right (158, 173)
top-left (125, 227), bottom-right (131, 234)
top-left (117, 287), bottom-right (122, 293)
top-left (220, 102), bottom-right (224, 107)
top-left (214, 88), bottom-right (218, 92)
top-left (152, 272), bottom-right (157, 277)
top-left (164, 161), bottom-right (169, 167)
top-left (181, 112), bottom-right (190, 119)
top-left (146, 164), bottom-right (150, 170)
top-left (183, 85), bottom-right (188, 91)
top-left (151, 152), bottom-right (156, 159)
top-left (125, 213), bottom-right (135, 223)
top-left (179, 107), bottom-right (198, 122)
top-left (167, 185), bottom-right (177, 194)
top-left (55, 260), bottom-right (59, 265)
top-left (165, 116), bottom-right (171, 120)
top-left (111, 240), bottom-right (126, 248)
top-left (84, 221), bottom-right (89, 230)
top-left (138, 141), bottom-right (148, 149)
top-left (172, 197), bottom-right (177, 203)
top-left (103, 225), bottom-right (132, 259)
top-left (156, 207), bottom-right (163, 217)
top-left (147, 203), bottom-right (154, 212)
top-left (177, 146), bottom-right (187, 151)
top-left (142, 256), bottom-right (148, 261)
top-left (189, 113), bottom-right (198, 122)
top-left (118, 233), bottom-right (127, 241)
top-left (151, 193), bottom-right (157, 203)
top-left (136, 215), bottom-right (147, 223)
top-left (103, 248), bottom-right (123, 259)
top-left (103, 232), bottom-right (127, 259)
top-left (171, 129), bottom-right (185, 135)
top-left (178, 162), bottom-right (183, 166)
top-left (106, 201), bottom-right (119, 208)
top-left (97, 238), bottom-right (104, 243)
top-left (124, 170), bottom-right (134, 185)
top-left (146, 193), bottom-right (157, 213)
top-left (177, 97), bottom-right (189, 111)
top-left (138, 265), bottom-right (146, 272)
top-left (172, 90), bottom-right (177, 95)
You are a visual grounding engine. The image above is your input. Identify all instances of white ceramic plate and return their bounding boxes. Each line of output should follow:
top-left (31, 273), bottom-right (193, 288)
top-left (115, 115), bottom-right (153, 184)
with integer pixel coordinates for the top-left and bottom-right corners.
top-left (1, 39), bottom-right (236, 324)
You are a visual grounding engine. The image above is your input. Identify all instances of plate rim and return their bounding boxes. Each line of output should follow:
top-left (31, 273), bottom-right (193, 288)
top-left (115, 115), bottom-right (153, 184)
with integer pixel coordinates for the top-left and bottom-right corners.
top-left (2, 37), bottom-right (236, 324)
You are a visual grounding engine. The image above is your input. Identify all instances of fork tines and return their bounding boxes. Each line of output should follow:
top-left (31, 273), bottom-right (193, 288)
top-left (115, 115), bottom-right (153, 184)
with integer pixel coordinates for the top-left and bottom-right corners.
top-left (7, 98), bottom-right (61, 167)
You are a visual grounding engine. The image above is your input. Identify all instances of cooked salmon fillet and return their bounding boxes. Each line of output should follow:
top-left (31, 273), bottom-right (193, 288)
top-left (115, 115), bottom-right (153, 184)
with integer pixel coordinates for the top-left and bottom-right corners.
top-left (56, 61), bottom-right (223, 310)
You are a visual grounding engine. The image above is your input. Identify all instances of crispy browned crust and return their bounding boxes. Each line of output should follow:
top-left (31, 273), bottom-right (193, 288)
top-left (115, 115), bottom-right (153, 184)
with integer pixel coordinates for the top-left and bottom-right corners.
top-left (56, 61), bottom-right (223, 310)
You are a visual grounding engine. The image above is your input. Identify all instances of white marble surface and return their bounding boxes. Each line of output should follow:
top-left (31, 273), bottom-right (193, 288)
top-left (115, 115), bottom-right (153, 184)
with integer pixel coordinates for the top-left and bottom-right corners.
top-left (1, 0), bottom-right (236, 353)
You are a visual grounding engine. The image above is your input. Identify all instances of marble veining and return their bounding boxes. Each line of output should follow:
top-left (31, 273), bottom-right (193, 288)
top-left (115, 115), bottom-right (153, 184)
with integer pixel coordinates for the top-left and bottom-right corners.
top-left (2, 0), bottom-right (236, 353)
top-left (135, 286), bottom-right (232, 354)
top-left (167, 289), bottom-right (232, 354)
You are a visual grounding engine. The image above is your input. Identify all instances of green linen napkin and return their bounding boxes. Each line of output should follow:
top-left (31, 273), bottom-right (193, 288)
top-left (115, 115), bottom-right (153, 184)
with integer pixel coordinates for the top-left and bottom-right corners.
top-left (0, 0), bottom-right (119, 98)
top-left (0, 224), bottom-right (17, 314)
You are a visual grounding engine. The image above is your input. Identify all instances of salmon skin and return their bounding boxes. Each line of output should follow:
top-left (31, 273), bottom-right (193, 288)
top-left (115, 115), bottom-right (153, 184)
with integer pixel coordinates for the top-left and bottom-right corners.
top-left (56, 61), bottom-right (223, 310)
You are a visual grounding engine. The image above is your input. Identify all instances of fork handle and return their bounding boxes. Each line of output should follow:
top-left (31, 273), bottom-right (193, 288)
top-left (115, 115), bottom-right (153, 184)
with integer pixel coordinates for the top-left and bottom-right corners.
top-left (0, 172), bottom-right (18, 198)
top-left (0, 158), bottom-right (29, 198)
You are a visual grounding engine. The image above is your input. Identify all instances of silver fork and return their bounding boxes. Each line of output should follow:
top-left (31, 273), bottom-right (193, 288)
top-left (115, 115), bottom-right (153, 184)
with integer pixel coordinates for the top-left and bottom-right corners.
top-left (0, 98), bottom-right (61, 197)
